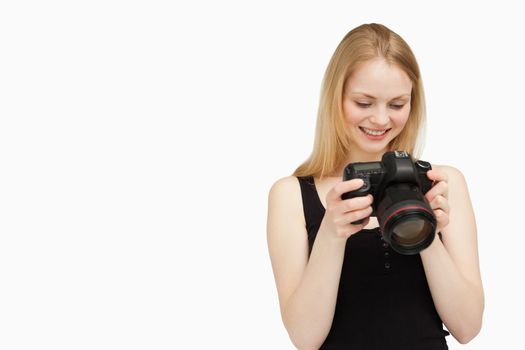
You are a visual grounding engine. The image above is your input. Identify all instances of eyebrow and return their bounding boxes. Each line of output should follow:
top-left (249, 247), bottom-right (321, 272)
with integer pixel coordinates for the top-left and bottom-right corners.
top-left (349, 92), bottom-right (411, 100)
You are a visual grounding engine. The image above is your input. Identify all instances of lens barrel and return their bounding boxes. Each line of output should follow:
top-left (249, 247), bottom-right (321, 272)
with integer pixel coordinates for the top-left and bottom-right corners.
top-left (376, 186), bottom-right (436, 255)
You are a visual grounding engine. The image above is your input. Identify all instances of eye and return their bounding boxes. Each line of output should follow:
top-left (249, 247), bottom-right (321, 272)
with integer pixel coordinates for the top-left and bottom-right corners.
top-left (356, 102), bottom-right (371, 108)
top-left (390, 104), bottom-right (405, 110)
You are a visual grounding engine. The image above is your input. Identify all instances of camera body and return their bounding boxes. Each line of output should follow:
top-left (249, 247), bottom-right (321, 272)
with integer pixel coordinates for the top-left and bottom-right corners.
top-left (342, 151), bottom-right (434, 212)
top-left (342, 151), bottom-right (436, 255)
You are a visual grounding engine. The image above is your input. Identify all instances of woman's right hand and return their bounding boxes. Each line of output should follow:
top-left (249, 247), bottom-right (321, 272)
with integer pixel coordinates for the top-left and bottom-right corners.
top-left (319, 178), bottom-right (374, 240)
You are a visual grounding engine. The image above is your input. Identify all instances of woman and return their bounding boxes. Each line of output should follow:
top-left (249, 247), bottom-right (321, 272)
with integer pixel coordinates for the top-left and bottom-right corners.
top-left (266, 23), bottom-right (484, 349)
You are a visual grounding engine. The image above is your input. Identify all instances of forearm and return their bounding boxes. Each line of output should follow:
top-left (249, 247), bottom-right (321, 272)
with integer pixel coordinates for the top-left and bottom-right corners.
top-left (283, 229), bottom-right (347, 350)
top-left (420, 235), bottom-right (484, 344)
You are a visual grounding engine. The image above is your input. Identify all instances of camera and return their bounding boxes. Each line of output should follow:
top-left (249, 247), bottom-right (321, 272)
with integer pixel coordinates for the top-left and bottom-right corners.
top-left (342, 151), bottom-right (436, 255)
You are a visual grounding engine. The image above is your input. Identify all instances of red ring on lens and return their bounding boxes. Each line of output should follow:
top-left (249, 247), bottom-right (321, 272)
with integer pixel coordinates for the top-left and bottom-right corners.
top-left (383, 205), bottom-right (434, 225)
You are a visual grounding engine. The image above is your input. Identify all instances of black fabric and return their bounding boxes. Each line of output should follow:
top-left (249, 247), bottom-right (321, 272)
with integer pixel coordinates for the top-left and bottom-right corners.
top-left (297, 176), bottom-right (450, 350)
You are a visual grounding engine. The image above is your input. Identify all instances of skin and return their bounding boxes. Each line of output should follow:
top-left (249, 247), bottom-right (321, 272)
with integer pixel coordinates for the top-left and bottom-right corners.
top-left (341, 56), bottom-right (412, 165)
top-left (267, 57), bottom-right (484, 349)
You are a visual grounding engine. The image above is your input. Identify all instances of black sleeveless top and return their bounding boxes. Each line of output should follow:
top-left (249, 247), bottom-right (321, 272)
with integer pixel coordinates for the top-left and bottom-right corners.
top-left (297, 176), bottom-right (450, 350)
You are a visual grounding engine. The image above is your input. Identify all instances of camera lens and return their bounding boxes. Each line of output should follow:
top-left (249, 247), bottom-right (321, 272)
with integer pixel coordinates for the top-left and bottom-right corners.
top-left (376, 185), bottom-right (436, 255)
top-left (390, 215), bottom-right (435, 250)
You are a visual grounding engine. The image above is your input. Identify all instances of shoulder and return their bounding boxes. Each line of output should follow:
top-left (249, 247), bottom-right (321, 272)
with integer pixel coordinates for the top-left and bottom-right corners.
top-left (268, 175), bottom-right (301, 197)
top-left (431, 164), bottom-right (472, 215)
top-left (432, 164), bottom-right (465, 179)
top-left (431, 164), bottom-right (469, 190)
top-left (267, 175), bottom-right (305, 227)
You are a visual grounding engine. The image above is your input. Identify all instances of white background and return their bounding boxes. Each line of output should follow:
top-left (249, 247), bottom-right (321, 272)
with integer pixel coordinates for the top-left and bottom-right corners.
top-left (0, 1), bottom-right (523, 349)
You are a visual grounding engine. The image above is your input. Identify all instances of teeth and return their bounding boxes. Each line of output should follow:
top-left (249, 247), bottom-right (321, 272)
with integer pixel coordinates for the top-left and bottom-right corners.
top-left (361, 127), bottom-right (388, 136)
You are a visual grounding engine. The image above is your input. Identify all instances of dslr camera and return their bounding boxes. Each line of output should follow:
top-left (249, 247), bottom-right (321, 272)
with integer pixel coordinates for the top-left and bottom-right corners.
top-left (342, 151), bottom-right (436, 255)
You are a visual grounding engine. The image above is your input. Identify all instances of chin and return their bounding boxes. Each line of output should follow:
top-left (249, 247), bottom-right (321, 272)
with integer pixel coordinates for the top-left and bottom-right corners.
top-left (356, 141), bottom-right (396, 157)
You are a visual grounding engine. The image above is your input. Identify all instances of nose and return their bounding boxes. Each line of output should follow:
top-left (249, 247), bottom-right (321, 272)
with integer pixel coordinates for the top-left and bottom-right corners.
top-left (369, 105), bottom-right (390, 127)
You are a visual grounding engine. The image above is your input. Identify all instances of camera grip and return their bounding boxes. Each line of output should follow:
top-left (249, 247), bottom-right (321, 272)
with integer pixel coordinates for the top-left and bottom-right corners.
top-left (341, 178), bottom-right (371, 225)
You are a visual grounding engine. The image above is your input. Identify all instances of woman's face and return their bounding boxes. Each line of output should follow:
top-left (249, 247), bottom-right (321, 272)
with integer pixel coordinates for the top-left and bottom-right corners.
top-left (342, 57), bottom-right (413, 160)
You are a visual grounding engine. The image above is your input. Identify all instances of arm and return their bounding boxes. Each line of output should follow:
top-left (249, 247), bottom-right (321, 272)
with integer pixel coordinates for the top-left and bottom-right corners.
top-left (420, 165), bottom-right (484, 344)
top-left (266, 176), bottom-right (371, 349)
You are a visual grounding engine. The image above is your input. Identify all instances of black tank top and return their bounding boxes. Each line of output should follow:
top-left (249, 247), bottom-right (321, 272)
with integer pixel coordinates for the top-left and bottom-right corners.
top-left (297, 176), bottom-right (450, 350)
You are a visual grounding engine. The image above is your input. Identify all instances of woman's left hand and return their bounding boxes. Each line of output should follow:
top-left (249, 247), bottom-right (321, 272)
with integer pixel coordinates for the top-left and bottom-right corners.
top-left (425, 168), bottom-right (450, 234)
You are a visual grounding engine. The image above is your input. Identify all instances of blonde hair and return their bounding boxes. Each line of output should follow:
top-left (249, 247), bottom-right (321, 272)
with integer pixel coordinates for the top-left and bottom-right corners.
top-left (293, 23), bottom-right (426, 180)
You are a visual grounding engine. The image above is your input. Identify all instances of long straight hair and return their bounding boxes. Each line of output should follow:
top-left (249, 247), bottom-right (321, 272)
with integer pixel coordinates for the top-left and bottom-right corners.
top-left (293, 23), bottom-right (426, 180)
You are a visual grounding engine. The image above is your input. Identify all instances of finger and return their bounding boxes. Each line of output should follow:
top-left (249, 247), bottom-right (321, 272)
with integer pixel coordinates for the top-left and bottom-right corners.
top-left (338, 205), bottom-right (373, 225)
top-left (340, 194), bottom-right (373, 214)
top-left (430, 195), bottom-right (449, 214)
top-left (427, 169), bottom-right (449, 183)
top-left (425, 180), bottom-right (448, 202)
top-left (327, 178), bottom-right (365, 204)
top-left (434, 209), bottom-right (449, 226)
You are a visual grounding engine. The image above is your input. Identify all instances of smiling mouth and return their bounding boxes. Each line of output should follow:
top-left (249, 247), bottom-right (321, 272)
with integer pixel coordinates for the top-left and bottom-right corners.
top-left (359, 127), bottom-right (392, 136)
